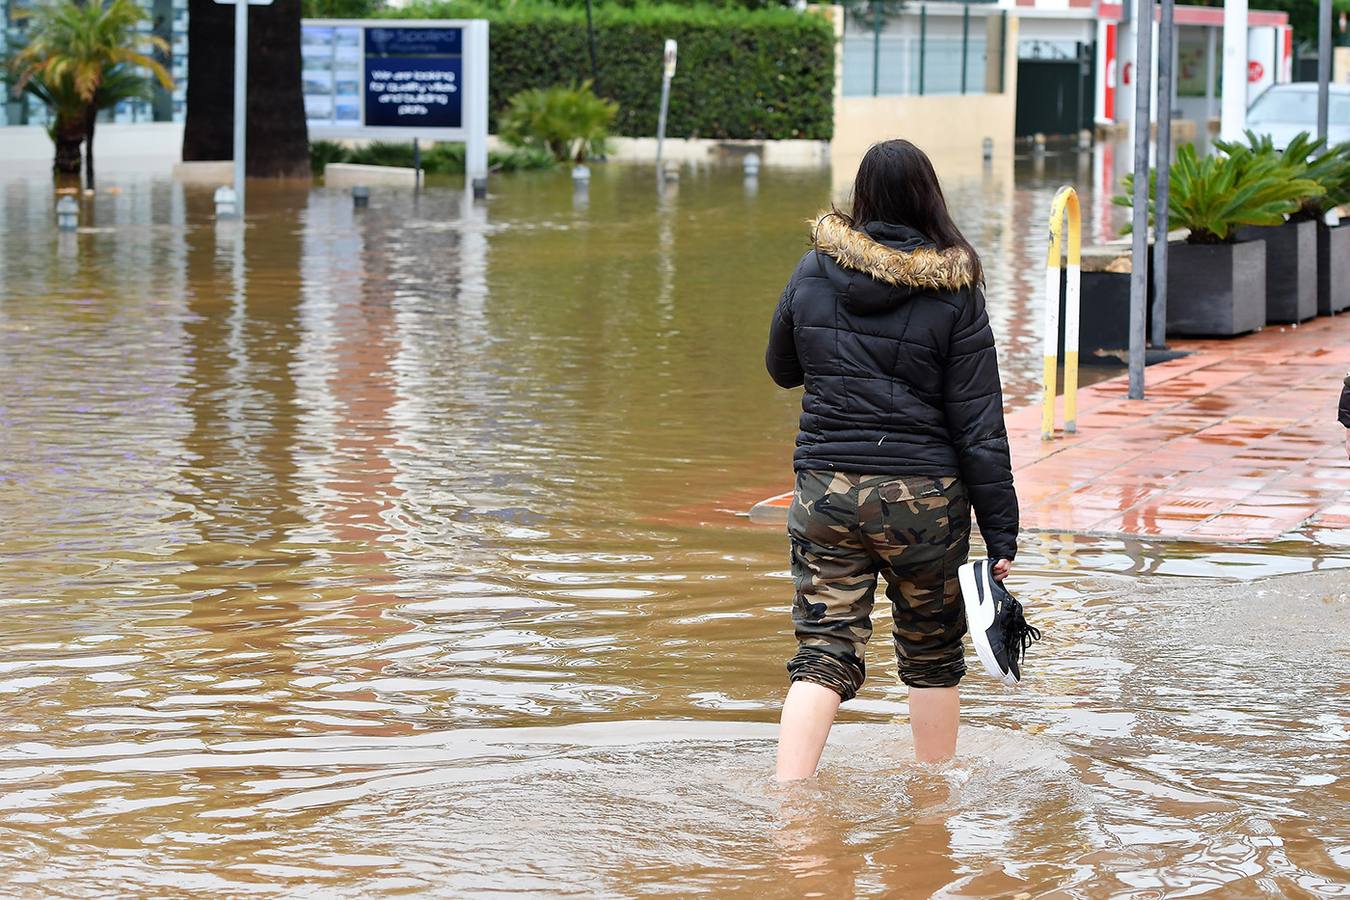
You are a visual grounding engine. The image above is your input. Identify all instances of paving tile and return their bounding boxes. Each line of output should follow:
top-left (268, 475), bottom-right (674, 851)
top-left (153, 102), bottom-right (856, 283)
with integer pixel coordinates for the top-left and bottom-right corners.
top-left (1006, 312), bottom-right (1350, 544)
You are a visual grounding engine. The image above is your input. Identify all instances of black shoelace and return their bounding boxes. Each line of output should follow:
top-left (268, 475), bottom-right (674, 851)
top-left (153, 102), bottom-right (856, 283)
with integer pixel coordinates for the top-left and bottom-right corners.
top-left (1003, 596), bottom-right (1042, 664)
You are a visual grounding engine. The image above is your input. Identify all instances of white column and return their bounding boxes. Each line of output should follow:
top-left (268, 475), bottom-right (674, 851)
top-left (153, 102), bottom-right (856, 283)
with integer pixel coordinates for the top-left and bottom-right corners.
top-left (1205, 24), bottom-right (1218, 124)
top-left (464, 19), bottom-right (490, 195)
top-left (1094, 19), bottom-right (1110, 125)
top-left (1220, 0), bottom-right (1248, 140)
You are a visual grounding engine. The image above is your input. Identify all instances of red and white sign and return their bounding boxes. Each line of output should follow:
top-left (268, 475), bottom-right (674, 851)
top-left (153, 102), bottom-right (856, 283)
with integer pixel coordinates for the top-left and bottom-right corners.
top-left (1248, 60), bottom-right (1264, 83)
top-left (1104, 24), bottom-right (1117, 121)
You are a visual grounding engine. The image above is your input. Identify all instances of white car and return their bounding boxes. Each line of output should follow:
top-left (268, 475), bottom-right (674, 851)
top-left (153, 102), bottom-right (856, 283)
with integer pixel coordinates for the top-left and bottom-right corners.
top-left (1245, 83), bottom-right (1350, 149)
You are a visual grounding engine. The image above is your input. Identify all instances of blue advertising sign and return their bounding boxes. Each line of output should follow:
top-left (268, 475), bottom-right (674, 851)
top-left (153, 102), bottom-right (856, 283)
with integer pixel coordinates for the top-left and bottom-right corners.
top-left (364, 27), bottom-right (463, 129)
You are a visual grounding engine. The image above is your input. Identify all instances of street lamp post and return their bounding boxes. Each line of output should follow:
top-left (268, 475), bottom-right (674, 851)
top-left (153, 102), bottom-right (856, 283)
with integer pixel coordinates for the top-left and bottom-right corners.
top-left (1151, 0), bottom-right (1175, 351)
top-left (1318, 0), bottom-right (1332, 141)
top-left (1127, 0), bottom-right (1155, 400)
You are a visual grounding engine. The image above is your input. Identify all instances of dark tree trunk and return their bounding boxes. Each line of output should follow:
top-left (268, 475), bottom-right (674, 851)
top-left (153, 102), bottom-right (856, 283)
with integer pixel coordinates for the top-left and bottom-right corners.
top-left (53, 115), bottom-right (84, 181)
top-left (84, 103), bottom-right (97, 190)
top-left (182, 0), bottom-right (310, 178)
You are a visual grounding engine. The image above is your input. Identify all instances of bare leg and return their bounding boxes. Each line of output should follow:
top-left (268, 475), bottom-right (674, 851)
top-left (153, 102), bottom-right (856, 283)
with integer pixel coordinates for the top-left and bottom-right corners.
top-left (909, 686), bottom-right (959, 763)
top-left (775, 681), bottom-right (843, 781)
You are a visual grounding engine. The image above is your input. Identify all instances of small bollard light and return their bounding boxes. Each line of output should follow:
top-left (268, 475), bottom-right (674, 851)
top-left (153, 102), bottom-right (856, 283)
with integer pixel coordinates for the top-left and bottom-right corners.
top-left (1032, 133), bottom-right (1047, 156)
top-left (352, 185), bottom-right (370, 209)
top-left (1078, 129), bottom-right (1092, 151)
top-left (213, 185), bottom-right (239, 219)
top-left (572, 164), bottom-right (591, 186)
top-left (472, 177), bottom-right (488, 200)
top-left (742, 153), bottom-right (761, 177)
top-left (56, 195), bottom-right (79, 232)
top-left (982, 137), bottom-right (994, 162)
top-left (661, 159), bottom-right (681, 183)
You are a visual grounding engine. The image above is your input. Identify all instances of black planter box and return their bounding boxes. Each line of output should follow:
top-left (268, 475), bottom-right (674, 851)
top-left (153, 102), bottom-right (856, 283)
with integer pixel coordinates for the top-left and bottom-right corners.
top-left (1166, 239), bottom-right (1266, 337)
top-left (1236, 220), bottom-right (1317, 324)
top-left (1318, 221), bottom-right (1350, 315)
top-left (1078, 271), bottom-right (1134, 355)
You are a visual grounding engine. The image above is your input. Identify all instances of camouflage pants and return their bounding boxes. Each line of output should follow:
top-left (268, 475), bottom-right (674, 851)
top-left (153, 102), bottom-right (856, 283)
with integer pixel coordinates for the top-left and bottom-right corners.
top-left (786, 469), bottom-right (972, 700)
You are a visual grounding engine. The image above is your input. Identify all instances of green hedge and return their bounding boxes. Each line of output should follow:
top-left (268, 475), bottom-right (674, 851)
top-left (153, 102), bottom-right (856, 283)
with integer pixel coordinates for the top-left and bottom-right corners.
top-left (381, 2), bottom-right (835, 141)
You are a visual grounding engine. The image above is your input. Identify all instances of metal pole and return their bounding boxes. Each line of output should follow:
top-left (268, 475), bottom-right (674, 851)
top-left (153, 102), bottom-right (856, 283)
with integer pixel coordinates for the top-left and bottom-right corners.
top-left (232, 0), bottom-right (248, 216)
top-left (1000, 10), bottom-right (1007, 92)
top-left (961, 2), bottom-right (970, 95)
top-left (656, 73), bottom-right (672, 165)
top-left (413, 137), bottom-right (421, 190)
top-left (585, 0), bottom-right (600, 93)
top-left (1204, 24), bottom-right (1217, 125)
top-left (1318, 0), bottom-right (1332, 141)
top-left (1151, 0), bottom-right (1173, 350)
top-left (872, 2), bottom-right (882, 97)
top-left (1128, 0), bottom-right (1154, 400)
top-left (919, 5), bottom-right (926, 96)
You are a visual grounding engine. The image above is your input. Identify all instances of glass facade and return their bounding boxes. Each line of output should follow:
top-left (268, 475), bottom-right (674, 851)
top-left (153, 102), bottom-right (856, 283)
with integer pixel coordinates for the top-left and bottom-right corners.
top-left (1, 0), bottom-right (188, 126)
top-left (841, 3), bottom-right (1003, 98)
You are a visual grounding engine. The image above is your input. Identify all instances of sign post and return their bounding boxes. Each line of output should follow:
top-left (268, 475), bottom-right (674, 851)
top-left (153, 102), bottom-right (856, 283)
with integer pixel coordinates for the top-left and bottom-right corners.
top-left (655, 39), bottom-right (677, 165)
top-left (214, 0), bottom-right (274, 218)
top-left (233, 0), bottom-right (247, 215)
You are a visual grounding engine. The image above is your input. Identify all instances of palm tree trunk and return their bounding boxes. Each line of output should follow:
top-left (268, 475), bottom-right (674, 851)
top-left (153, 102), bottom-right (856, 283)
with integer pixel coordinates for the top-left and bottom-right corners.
top-left (182, 0), bottom-right (309, 178)
top-left (53, 113), bottom-right (84, 184)
top-left (84, 103), bottom-right (97, 191)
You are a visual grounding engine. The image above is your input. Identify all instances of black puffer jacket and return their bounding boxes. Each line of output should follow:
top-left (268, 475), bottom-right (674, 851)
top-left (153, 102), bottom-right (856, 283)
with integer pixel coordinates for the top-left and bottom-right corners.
top-left (1340, 373), bottom-right (1350, 428)
top-left (765, 215), bottom-right (1019, 562)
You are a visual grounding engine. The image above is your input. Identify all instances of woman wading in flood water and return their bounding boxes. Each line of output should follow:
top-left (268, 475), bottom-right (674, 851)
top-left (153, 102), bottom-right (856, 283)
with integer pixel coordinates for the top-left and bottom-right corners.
top-left (765, 139), bottom-right (1024, 780)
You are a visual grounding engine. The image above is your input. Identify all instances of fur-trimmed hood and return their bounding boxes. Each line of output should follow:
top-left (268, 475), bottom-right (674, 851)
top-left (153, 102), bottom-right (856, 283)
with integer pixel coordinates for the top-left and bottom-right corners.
top-left (810, 213), bottom-right (974, 311)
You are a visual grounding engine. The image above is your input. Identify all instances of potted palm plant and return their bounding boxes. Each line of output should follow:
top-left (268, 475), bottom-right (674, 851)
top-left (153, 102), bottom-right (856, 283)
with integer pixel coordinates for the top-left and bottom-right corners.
top-left (1116, 143), bottom-right (1320, 337)
top-left (1309, 143), bottom-right (1350, 315)
top-left (1221, 132), bottom-right (1333, 324)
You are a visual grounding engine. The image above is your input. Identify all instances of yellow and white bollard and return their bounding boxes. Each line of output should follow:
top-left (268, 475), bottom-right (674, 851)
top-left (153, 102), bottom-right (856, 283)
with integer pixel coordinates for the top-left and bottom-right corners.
top-left (1041, 185), bottom-right (1081, 441)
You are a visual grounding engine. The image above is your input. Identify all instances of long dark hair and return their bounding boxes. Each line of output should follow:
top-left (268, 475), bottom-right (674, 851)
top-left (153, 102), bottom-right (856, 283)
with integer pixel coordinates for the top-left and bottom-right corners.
top-left (833, 139), bottom-right (983, 285)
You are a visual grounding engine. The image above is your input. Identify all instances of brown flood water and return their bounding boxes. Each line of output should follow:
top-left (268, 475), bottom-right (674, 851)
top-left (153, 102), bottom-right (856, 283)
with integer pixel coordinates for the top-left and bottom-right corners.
top-left (1, 155), bottom-right (1347, 896)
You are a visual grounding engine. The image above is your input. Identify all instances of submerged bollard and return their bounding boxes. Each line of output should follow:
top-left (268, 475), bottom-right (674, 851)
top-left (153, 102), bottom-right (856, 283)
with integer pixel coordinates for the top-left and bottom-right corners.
top-left (1032, 133), bottom-right (1047, 156)
top-left (472, 177), bottom-right (488, 200)
top-left (661, 159), bottom-right (680, 183)
top-left (214, 186), bottom-right (239, 219)
top-left (982, 137), bottom-right (994, 163)
top-left (743, 153), bottom-right (761, 177)
top-left (352, 185), bottom-right (370, 209)
top-left (56, 195), bottom-right (79, 232)
top-left (572, 164), bottom-right (591, 186)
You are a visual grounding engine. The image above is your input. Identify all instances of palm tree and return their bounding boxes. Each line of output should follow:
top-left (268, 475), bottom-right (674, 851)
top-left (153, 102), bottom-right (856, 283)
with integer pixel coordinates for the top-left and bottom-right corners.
top-left (9, 0), bottom-right (172, 188)
top-left (182, 0), bottom-right (310, 178)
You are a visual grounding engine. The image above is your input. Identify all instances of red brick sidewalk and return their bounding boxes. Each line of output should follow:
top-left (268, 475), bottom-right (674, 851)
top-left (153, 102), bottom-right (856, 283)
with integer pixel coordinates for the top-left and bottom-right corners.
top-left (1010, 314), bottom-right (1350, 541)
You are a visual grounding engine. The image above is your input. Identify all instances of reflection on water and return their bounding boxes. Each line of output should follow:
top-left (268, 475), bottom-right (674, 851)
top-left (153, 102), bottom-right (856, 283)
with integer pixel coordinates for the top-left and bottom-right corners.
top-left (1, 157), bottom-right (1347, 895)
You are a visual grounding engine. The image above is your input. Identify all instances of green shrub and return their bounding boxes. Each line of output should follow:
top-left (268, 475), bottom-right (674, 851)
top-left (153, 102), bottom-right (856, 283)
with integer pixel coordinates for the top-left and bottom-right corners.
top-left (309, 139), bottom-right (555, 177)
top-left (500, 83), bottom-right (617, 163)
top-left (302, 0), bottom-right (382, 17)
top-left (381, 1), bottom-right (835, 141)
top-left (1115, 143), bottom-right (1322, 244)
top-left (309, 139), bottom-right (351, 175)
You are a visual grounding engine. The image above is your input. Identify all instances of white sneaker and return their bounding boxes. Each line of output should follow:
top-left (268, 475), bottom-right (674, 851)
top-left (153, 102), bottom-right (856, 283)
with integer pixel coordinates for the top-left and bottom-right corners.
top-left (958, 559), bottom-right (1041, 687)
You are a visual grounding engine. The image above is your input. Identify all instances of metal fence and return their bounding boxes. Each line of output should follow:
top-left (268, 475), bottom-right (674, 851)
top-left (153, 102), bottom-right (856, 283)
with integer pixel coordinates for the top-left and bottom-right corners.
top-left (841, 1), bottom-right (1006, 98)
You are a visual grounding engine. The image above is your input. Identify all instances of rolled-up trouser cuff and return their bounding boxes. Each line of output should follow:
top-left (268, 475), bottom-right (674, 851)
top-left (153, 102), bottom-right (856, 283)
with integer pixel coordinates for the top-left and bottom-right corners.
top-left (898, 653), bottom-right (965, 689)
top-left (786, 645), bottom-right (864, 703)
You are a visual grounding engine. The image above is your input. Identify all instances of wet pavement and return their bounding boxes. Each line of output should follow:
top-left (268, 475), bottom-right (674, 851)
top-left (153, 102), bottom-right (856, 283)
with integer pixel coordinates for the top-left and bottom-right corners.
top-left (1, 154), bottom-right (1348, 896)
top-left (1010, 314), bottom-right (1350, 542)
